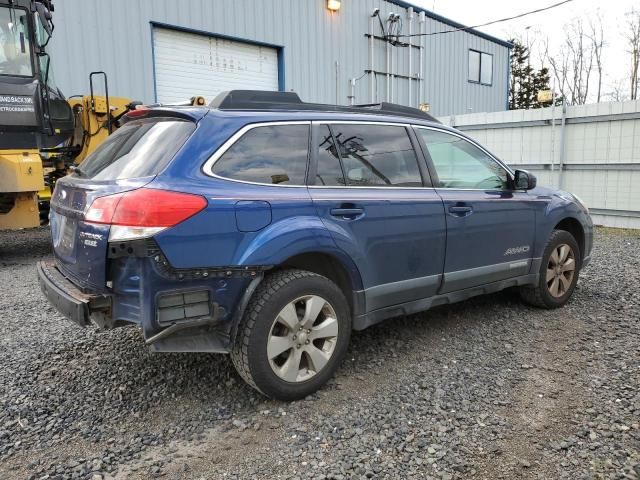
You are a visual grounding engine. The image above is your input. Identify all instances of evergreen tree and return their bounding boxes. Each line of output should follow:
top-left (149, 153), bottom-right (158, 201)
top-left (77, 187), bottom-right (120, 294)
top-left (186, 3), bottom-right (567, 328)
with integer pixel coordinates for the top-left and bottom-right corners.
top-left (509, 40), bottom-right (553, 109)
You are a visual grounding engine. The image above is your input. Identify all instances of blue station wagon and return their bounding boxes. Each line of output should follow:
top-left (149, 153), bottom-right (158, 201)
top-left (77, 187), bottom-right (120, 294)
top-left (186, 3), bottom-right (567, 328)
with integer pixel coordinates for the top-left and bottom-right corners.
top-left (38, 91), bottom-right (593, 400)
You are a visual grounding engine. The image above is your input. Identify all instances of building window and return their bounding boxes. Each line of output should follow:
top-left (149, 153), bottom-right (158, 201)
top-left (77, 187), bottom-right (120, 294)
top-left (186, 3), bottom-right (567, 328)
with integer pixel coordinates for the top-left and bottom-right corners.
top-left (468, 50), bottom-right (492, 86)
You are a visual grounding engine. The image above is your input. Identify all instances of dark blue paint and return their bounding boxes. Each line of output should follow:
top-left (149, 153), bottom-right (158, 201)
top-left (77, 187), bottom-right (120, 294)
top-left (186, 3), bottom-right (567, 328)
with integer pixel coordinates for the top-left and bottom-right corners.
top-left (235, 201), bottom-right (272, 232)
top-left (45, 106), bottom-right (593, 350)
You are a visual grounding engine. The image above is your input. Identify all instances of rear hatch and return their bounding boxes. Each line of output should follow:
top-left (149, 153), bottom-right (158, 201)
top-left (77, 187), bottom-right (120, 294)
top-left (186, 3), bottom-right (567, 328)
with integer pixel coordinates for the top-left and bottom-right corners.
top-left (50, 114), bottom-right (198, 291)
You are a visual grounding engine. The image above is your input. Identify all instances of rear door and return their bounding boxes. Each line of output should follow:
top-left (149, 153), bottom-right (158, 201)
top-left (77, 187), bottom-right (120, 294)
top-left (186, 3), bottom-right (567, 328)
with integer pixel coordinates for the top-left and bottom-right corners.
top-left (308, 122), bottom-right (446, 312)
top-left (414, 126), bottom-right (536, 293)
top-left (50, 116), bottom-right (196, 291)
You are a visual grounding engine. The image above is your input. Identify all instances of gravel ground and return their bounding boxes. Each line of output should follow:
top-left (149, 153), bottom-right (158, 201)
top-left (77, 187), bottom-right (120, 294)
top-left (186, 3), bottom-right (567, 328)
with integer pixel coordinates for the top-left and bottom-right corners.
top-left (0, 227), bottom-right (638, 480)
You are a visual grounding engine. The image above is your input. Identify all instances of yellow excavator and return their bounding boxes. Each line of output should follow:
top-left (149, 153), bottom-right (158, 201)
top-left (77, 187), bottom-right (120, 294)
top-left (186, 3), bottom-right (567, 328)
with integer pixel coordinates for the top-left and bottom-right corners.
top-left (0, 0), bottom-right (204, 229)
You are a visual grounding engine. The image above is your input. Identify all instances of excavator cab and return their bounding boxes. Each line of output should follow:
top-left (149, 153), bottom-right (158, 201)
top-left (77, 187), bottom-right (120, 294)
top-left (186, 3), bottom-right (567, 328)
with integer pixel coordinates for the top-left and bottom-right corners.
top-left (0, 0), bottom-right (72, 228)
top-left (0, 0), bottom-right (73, 148)
top-left (0, 0), bottom-right (204, 229)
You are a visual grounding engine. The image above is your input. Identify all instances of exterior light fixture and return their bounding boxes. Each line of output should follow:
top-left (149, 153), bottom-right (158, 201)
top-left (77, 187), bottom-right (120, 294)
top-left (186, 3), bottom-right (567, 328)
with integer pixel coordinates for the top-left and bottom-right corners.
top-left (327, 0), bottom-right (341, 12)
top-left (419, 103), bottom-right (431, 113)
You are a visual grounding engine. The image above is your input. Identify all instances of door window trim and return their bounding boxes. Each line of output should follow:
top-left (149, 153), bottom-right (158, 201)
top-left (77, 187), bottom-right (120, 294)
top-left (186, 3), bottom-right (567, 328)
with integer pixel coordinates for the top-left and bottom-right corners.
top-left (413, 125), bottom-right (514, 191)
top-left (201, 120), bottom-right (311, 188)
top-left (309, 120), bottom-right (432, 189)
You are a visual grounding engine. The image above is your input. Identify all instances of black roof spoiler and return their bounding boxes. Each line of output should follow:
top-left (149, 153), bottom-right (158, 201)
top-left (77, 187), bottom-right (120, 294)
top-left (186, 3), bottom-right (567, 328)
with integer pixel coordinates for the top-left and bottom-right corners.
top-left (210, 90), bottom-right (440, 123)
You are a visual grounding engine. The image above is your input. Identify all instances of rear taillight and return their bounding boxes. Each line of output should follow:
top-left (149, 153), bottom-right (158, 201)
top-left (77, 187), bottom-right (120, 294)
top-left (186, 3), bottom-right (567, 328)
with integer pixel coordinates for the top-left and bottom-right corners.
top-left (85, 188), bottom-right (207, 241)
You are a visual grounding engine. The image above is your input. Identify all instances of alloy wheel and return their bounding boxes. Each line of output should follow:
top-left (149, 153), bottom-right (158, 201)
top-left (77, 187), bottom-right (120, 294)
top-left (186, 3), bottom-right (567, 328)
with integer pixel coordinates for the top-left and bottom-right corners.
top-left (546, 243), bottom-right (576, 298)
top-left (267, 295), bottom-right (339, 383)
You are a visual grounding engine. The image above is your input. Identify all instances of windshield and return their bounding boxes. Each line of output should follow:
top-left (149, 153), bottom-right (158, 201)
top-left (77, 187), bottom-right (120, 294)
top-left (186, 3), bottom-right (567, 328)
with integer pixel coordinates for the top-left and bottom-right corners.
top-left (0, 6), bottom-right (33, 77)
top-left (76, 117), bottom-right (196, 180)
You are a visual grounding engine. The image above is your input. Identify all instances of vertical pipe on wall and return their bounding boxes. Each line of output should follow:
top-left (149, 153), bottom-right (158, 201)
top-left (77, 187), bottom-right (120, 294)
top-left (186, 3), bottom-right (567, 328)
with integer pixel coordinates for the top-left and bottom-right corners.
top-left (369, 14), bottom-right (375, 103)
top-left (407, 7), bottom-right (414, 107)
top-left (349, 78), bottom-right (356, 105)
top-left (418, 11), bottom-right (426, 106)
top-left (386, 31), bottom-right (391, 102)
top-left (550, 77), bottom-right (557, 176)
top-left (558, 101), bottom-right (567, 188)
top-left (335, 61), bottom-right (340, 105)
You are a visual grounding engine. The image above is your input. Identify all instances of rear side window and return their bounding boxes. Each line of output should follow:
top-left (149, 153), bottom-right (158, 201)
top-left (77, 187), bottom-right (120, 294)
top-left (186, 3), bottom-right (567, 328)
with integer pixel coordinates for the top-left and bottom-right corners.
top-left (211, 124), bottom-right (309, 185)
top-left (76, 118), bottom-right (195, 180)
top-left (327, 124), bottom-right (422, 187)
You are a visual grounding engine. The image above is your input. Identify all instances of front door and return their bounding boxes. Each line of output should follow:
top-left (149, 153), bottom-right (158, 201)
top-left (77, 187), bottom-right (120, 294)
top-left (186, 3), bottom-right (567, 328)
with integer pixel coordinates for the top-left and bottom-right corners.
top-left (308, 122), bottom-right (446, 312)
top-left (414, 127), bottom-right (536, 293)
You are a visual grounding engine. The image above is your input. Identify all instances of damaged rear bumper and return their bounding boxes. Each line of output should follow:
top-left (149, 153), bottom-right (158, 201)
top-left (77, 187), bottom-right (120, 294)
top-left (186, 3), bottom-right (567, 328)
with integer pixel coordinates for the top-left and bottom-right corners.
top-left (36, 261), bottom-right (109, 327)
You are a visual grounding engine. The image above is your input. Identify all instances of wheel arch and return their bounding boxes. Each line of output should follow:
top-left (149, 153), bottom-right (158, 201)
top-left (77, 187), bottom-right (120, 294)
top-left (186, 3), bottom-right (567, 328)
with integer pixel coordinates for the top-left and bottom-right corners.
top-left (276, 251), bottom-right (364, 316)
top-left (553, 217), bottom-right (585, 264)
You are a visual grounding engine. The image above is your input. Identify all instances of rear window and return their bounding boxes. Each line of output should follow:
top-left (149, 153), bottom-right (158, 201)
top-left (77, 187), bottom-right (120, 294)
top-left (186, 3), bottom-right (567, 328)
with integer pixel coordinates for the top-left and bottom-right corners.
top-left (211, 124), bottom-right (309, 185)
top-left (75, 117), bottom-right (195, 180)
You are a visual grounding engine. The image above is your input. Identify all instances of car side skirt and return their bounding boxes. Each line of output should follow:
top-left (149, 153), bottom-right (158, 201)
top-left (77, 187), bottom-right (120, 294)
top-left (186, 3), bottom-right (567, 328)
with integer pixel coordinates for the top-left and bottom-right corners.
top-left (353, 273), bottom-right (539, 331)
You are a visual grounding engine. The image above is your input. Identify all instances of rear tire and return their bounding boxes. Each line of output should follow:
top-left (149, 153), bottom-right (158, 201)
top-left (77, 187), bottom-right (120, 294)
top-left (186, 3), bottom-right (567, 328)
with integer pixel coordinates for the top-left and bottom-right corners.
top-left (231, 269), bottom-right (351, 400)
top-left (520, 229), bottom-right (581, 308)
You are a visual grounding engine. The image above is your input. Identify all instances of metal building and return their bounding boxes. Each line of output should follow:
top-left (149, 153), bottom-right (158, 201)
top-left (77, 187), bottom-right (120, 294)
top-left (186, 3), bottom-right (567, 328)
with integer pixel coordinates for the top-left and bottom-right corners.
top-left (48, 0), bottom-right (511, 117)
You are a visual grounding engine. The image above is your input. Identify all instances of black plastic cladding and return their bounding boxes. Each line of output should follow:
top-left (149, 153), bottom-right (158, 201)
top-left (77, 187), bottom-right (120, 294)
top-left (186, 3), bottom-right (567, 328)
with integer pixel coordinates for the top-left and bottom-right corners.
top-left (209, 90), bottom-right (440, 123)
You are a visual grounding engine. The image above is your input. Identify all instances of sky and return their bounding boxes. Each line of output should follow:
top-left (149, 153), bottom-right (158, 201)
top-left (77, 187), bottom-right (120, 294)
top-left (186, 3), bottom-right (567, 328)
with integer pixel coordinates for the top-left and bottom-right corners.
top-left (408, 0), bottom-right (638, 101)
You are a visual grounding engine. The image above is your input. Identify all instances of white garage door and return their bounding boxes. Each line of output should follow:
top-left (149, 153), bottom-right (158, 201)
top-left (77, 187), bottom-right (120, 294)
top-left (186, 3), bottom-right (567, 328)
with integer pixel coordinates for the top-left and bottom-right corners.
top-left (152, 27), bottom-right (279, 104)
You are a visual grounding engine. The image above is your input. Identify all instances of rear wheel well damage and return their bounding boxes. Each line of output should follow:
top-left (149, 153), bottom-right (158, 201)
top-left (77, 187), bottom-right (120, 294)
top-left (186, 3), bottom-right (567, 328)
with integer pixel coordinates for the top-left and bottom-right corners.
top-left (276, 253), bottom-right (356, 313)
top-left (554, 217), bottom-right (585, 263)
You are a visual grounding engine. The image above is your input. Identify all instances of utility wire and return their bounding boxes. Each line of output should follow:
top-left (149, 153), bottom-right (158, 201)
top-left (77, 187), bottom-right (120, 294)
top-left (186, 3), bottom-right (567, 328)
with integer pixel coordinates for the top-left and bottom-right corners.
top-left (398, 0), bottom-right (575, 38)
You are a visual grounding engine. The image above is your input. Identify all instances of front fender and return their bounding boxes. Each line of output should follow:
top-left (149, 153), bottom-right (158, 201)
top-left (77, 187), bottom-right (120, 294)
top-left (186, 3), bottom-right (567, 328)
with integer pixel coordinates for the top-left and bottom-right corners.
top-left (531, 188), bottom-right (593, 260)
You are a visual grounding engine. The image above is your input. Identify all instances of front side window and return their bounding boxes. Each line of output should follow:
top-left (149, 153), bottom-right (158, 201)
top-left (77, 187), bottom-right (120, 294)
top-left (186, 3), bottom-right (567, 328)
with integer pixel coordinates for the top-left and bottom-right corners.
top-left (326, 124), bottom-right (422, 187)
top-left (316, 125), bottom-right (345, 186)
top-left (417, 128), bottom-right (508, 190)
top-left (0, 7), bottom-right (32, 77)
top-left (468, 49), bottom-right (492, 85)
top-left (212, 124), bottom-right (309, 185)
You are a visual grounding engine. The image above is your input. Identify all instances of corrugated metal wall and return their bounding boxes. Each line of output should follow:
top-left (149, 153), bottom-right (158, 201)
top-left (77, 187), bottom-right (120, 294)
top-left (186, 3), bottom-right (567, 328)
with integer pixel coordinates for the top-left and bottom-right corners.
top-left (440, 100), bottom-right (640, 229)
top-left (47, 0), bottom-right (509, 117)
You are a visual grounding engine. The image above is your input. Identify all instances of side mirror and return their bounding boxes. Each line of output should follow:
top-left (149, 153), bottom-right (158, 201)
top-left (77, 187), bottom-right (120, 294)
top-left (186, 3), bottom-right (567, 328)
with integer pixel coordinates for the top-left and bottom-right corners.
top-left (35, 2), bottom-right (54, 42)
top-left (514, 169), bottom-right (537, 190)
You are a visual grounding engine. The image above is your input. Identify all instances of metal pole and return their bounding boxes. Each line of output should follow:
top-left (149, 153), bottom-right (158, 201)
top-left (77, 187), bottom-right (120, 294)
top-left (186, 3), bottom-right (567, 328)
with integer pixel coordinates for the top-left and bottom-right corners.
top-left (335, 61), bottom-right (340, 105)
top-left (348, 78), bottom-right (356, 105)
top-left (558, 101), bottom-right (567, 188)
top-left (408, 7), bottom-right (413, 107)
top-left (418, 12), bottom-right (426, 106)
top-left (369, 15), bottom-right (375, 103)
top-left (390, 43), bottom-right (394, 103)
top-left (550, 77), bottom-right (556, 176)
top-left (386, 28), bottom-right (390, 102)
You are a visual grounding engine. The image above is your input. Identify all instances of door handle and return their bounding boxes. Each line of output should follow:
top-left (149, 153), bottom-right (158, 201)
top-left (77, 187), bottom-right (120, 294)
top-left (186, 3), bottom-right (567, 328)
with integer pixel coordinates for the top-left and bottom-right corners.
top-left (330, 207), bottom-right (364, 219)
top-left (448, 205), bottom-right (473, 216)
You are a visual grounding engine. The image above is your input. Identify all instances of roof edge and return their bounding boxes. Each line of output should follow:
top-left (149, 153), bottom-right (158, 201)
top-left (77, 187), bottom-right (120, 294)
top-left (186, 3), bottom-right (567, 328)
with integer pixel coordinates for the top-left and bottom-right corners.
top-left (385, 0), bottom-right (514, 49)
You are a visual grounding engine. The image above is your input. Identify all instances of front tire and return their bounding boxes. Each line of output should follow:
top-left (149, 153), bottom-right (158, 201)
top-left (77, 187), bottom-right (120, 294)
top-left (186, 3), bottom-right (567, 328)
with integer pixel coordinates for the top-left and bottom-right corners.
top-left (520, 229), bottom-right (581, 308)
top-left (231, 269), bottom-right (351, 400)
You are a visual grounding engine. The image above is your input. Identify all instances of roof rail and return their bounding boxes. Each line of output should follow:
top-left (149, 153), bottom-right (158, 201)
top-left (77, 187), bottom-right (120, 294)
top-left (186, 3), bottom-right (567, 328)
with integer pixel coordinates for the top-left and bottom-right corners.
top-left (353, 102), bottom-right (439, 123)
top-left (210, 90), bottom-right (440, 123)
top-left (210, 90), bottom-right (303, 109)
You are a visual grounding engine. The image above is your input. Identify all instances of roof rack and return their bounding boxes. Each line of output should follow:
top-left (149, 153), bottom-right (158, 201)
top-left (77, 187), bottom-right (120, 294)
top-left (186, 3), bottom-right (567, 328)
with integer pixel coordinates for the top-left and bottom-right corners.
top-left (209, 90), bottom-right (439, 123)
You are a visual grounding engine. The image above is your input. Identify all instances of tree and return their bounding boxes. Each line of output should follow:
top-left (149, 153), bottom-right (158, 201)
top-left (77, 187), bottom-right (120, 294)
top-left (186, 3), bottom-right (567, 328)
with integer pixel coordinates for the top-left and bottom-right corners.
top-left (623, 8), bottom-right (640, 100)
top-left (605, 79), bottom-right (629, 102)
top-left (509, 39), bottom-right (552, 109)
top-left (543, 17), bottom-right (599, 105)
top-left (587, 13), bottom-right (605, 102)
